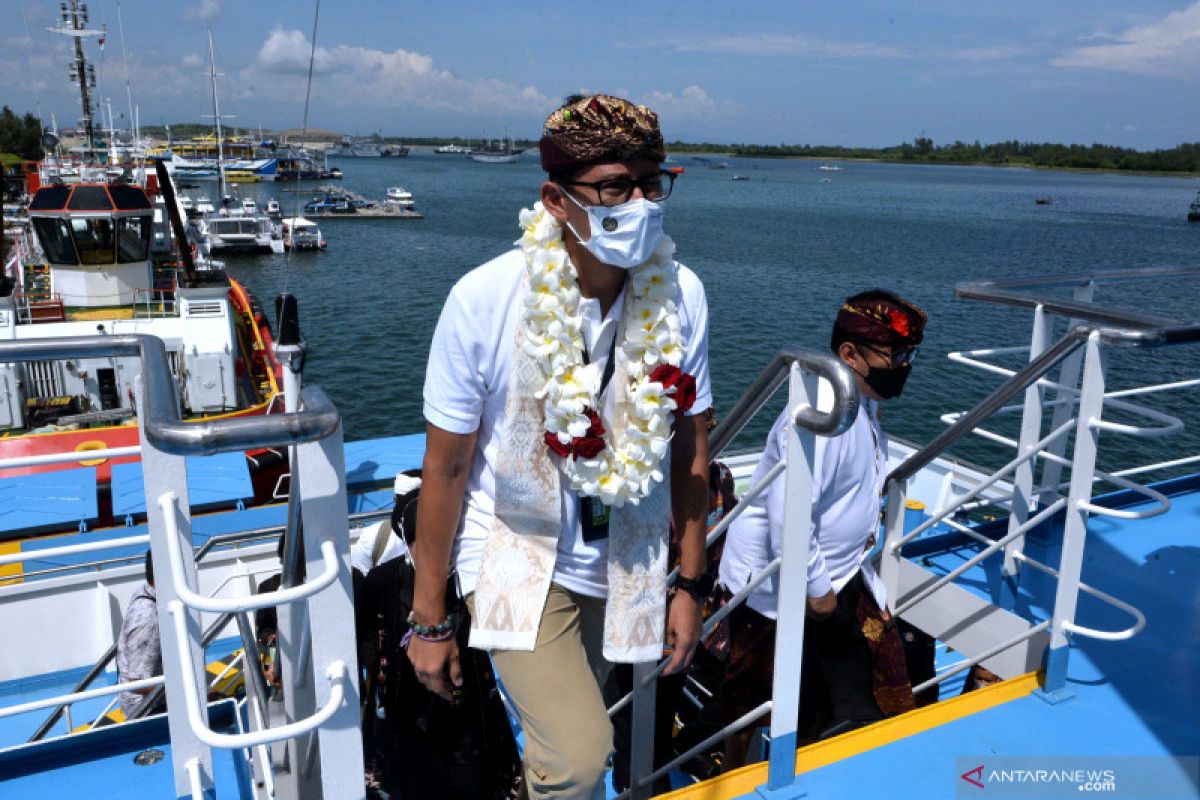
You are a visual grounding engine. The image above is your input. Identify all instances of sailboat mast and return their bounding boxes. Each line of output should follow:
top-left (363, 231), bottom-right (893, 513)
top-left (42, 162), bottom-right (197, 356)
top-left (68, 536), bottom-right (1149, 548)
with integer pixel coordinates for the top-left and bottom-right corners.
top-left (207, 29), bottom-right (227, 200)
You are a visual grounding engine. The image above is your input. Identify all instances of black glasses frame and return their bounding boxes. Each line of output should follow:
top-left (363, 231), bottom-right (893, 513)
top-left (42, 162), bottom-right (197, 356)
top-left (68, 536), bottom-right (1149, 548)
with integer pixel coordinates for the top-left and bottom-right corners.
top-left (857, 342), bottom-right (918, 368)
top-left (561, 170), bottom-right (676, 206)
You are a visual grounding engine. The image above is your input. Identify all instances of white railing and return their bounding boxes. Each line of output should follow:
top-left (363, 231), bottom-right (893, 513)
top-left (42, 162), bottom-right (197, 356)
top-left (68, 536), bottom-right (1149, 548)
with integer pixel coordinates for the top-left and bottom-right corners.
top-left (0, 334), bottom-right (363, 800)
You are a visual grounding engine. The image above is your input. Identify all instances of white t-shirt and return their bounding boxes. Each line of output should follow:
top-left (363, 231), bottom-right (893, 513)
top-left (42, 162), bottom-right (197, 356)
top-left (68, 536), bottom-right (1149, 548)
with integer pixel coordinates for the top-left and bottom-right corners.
top-left (349, 520), bottom-right (408, 574)
top-left (423, 247), bottom-right (712, 598)
top-left (718, 388), bottom-right (887, 620)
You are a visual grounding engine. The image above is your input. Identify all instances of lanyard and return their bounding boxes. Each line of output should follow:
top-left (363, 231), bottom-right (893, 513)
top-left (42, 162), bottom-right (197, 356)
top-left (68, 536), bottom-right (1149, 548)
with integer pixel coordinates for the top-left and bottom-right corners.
top-left (582, 328), bottom-right (619, 400)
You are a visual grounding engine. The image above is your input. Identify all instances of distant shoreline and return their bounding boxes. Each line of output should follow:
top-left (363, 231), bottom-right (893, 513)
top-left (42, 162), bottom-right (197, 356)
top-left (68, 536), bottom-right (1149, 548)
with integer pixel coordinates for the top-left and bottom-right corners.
top-left (663, 152), bottom-right (1200, 179)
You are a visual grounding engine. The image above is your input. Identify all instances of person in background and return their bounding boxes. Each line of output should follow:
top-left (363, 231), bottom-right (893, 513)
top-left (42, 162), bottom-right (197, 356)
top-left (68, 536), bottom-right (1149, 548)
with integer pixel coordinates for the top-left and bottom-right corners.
top-left (717, 289), bottom-right (928, 769)
top-left (409, 93), bottom-right (713, 799)
top-left (116, 550), bottom-right (162, 718)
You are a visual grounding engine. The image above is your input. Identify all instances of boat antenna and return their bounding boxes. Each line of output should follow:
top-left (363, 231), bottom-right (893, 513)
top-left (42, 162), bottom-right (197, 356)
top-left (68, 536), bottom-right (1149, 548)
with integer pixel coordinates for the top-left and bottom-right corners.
top-left (285, 0), bottom-right (322, 288)
top-left (48, 0), bottom-right (104, 155)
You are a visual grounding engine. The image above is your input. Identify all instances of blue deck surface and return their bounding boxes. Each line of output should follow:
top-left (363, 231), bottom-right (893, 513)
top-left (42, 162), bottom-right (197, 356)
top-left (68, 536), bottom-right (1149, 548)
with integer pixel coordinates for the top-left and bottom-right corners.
top-left (0, 468), bottom-right (97, 536)
top-left (110, 452), bottom-right (254, 517)
top-left (0, 700), bottom-right (252, 798)
top-left (731, 482), bottom-right (1200, 799)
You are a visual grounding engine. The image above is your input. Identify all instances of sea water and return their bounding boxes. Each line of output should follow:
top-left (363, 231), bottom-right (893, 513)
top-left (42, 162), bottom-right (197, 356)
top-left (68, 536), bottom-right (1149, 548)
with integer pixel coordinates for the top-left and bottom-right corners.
top-left (222, 153), bottom-right (1200, 477)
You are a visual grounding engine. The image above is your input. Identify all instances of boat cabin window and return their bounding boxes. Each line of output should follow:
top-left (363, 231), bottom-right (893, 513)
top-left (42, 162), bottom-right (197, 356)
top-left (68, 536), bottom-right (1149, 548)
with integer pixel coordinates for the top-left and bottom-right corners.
top-left (31, 217), bottom-right (79, 265)
top-left (116, 215), bottom-right (151, 263)
top-left (71, 218), bottom-right (116, 265)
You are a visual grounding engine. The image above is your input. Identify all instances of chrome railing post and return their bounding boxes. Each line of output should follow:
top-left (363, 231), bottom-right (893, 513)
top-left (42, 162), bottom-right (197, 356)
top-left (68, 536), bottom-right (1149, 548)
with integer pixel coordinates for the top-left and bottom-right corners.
top-left (1041, 331), bottom-right (1106, 701)
top-left (137, 376), bottom-right (215, 798)
top-left (999, 303), bottom-right (1051, 610)
top-left (1036, 281), bottom-right (1094, 508)
top-left (764, 362), bottom-right (821, 792)
top-left (628, 661), bottom-right (658, 800)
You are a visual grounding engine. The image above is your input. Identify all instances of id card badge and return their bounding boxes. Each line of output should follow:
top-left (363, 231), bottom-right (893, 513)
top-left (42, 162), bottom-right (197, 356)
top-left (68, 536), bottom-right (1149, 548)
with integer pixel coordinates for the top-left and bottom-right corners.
top-left (580, 496), bottom-right (611, 542)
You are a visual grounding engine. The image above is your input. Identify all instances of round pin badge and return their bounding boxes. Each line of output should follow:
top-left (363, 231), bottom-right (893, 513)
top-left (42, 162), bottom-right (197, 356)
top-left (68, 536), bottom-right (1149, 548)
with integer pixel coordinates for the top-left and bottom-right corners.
top-left (602, 217), bottom-right (618, 232)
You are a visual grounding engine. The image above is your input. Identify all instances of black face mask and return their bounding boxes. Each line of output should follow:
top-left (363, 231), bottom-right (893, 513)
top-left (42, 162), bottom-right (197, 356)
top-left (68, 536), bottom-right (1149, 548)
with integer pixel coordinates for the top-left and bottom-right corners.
top-left (863, 363), bottom-right (911, 399)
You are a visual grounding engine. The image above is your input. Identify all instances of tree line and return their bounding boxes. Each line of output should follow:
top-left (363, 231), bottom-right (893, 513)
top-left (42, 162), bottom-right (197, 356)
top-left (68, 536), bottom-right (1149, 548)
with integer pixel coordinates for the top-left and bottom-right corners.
top-left (668, 137), bottom-right (1200, 173)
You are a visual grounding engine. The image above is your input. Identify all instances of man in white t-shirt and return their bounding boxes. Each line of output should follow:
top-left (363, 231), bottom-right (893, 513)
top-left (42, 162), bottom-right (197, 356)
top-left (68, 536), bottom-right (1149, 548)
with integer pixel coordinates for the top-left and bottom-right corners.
top-left (409, 94), bottom-right (713, 799)
top-left (717, 289), bottom-right (927, 768)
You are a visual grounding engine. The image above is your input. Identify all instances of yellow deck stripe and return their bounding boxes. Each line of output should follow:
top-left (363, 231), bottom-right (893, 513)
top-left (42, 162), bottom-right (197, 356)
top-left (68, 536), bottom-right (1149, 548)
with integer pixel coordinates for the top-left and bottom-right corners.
top-left (657, 671), bottom-right (1041, 800)
top-left (0, 541), bottom-right (22, 586)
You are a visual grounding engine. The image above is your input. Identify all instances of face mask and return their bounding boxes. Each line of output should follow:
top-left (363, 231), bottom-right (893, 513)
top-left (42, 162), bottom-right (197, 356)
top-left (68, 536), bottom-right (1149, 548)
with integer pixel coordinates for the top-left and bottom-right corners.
top-left (863, 363), bottom-right (911, 399)
top-left (560, 189), bottom-right (665, 269)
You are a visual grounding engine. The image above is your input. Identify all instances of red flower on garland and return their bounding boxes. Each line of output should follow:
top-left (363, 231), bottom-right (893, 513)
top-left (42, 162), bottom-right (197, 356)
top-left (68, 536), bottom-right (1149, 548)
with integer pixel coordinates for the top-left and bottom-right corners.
top-left (888, 309), bottom-right (910, 338)
top-left (544, 408), bottom-right (607, 460)
top-left (650, 364), bottom-right (698, 416)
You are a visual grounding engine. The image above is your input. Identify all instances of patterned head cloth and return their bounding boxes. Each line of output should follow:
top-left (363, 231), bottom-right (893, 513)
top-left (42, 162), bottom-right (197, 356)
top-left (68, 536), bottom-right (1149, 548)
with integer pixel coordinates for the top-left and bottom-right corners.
top-left (835, 290), bottom-right (927, 347)
top-left (540, 94), bottom-right (665, 173)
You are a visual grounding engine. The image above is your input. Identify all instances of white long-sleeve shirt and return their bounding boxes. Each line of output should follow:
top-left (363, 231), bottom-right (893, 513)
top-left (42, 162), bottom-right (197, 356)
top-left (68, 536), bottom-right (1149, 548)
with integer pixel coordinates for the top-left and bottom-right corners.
top-left (718, 389), bottom-right (887, 620)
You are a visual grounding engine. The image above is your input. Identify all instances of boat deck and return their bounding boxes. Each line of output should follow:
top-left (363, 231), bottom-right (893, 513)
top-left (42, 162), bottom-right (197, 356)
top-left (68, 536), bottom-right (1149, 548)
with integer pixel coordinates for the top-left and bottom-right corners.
top-left (0, 468), bottom-right (1195, 798)
top-left (676, 476), bottom-right (1200, 799)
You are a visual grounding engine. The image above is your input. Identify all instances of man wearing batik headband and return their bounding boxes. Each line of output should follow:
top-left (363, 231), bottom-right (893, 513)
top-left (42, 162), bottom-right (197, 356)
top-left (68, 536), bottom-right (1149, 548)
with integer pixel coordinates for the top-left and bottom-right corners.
top-left (412, 93), bottom-right (712, 799)
top-left (716, 289), bottom-right (927, 769)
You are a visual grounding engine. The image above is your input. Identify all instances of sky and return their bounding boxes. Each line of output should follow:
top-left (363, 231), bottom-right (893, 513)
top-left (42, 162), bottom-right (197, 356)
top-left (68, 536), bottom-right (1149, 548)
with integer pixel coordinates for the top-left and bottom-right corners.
top-left (4, 0), bottom-right (1199, 150)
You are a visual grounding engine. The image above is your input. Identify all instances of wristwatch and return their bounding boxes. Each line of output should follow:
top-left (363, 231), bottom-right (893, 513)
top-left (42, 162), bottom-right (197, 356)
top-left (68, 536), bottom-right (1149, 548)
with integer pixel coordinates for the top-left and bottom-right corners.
top-left (675, 573), bottom-right (714, 602)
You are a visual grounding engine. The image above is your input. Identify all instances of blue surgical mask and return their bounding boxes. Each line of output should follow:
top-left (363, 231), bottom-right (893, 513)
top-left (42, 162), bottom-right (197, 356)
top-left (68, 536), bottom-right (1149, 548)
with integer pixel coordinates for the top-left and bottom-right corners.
top-left (560, 190), bottom-right (665, 269)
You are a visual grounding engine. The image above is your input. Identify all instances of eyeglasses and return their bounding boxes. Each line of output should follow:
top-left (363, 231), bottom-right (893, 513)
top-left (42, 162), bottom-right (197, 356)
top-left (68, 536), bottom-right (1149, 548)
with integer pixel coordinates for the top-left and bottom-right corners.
top-left (560, 170), bottom-right (676, 206)
top-left (857, 342), bottom-right (918, 368)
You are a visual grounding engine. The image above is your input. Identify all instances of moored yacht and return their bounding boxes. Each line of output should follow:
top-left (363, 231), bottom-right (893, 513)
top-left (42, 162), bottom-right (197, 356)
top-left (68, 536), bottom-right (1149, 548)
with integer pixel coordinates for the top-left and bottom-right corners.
top-left (385, 186), bottom-right (415, 208)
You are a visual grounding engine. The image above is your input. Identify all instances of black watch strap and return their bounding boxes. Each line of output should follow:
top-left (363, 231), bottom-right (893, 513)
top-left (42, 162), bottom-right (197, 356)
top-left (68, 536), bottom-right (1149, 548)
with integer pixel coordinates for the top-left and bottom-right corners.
top-left (676, 573), bottom-right (714, 602)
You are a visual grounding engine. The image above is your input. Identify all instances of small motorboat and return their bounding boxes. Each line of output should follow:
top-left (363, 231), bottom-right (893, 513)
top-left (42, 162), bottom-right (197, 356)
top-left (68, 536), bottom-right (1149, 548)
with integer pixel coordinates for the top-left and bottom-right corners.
top-left (385, 187), bottom-right (415, 208)
top-left (1035, 197), bottom-right (1053, 205)
top-left (281, 216), bottom-right (327, 251)
top-left (266, 198), bottom-right (282, 218)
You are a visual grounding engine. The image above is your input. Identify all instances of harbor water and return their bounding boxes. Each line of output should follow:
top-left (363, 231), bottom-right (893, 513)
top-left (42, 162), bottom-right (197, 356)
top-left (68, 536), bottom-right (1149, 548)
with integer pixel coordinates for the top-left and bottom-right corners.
top-left (219, 153), bottom-right (1200, 476)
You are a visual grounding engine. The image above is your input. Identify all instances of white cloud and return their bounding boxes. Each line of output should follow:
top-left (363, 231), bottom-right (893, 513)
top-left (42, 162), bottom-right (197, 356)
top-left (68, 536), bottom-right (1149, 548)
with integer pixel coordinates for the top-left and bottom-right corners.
top-left (1052, 3), bottom-right (1200, 76)
top-left (243, 28), bottom-right (553, 117)
top-left (255, 27), bottom-right (334, 75)
top-left (182, 0), bottom-right (222, 23)
top-left (180, 53), bottom-right (204, 70)
top-left (661, 33), bottom-right (906, 60)
top-left (643, 86), bottom-right (719, 117)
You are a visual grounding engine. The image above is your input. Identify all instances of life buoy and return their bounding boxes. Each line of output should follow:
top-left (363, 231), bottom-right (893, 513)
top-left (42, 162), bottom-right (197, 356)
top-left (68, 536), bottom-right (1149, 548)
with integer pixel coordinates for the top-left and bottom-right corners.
top-left (75, 439), bottom-right (109, 467)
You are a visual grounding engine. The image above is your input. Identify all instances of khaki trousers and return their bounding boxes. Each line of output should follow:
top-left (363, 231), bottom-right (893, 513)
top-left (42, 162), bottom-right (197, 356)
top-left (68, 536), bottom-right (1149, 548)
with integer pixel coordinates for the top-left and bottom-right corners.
top-left (469, 583), bottom-right (613, 800)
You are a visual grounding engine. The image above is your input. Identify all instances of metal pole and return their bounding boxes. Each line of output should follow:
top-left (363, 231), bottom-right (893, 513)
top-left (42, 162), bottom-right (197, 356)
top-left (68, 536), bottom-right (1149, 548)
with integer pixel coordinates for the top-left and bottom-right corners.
top-left (1036, 282), bottom-right (1094, 507)
top-left (138, 382), bottom-right (215, 798)
top-left (1041, 332), bottom-right (1107, 701)
top-left (998, 304), bottom-right (1051, 610)
top-left (764, 363), bottom-right (820, 792)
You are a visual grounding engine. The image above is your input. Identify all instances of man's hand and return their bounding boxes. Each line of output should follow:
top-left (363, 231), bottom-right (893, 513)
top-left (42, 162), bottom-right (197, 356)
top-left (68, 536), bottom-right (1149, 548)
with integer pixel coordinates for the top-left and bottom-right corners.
top-left (806, 589), bottom-right (837, 620)
top-left (663, 590), bottom-right (702, 675)
top-left (407, 636), bottom-right (463, 701)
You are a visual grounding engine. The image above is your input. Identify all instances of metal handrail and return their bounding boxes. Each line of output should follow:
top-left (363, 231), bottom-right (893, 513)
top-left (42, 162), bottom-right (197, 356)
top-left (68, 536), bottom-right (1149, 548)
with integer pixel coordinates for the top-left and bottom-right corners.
top-left (0, 534), bottom-right (151, 568)
top-left (955, 266), bottom-right (1200, 329)
top-left (0, 676), bottom-right (164, 721)
top-left (888, 331), bottom-right (1085, 486)
top-left (892, 497), bottom-right (1067, 618)
top-left (0, 335), bottom-right (340, 456)
top-left (160, 492), bottom-right (340, 613)
top-left (167, 600), bottom-right (349, 749)
top-left (708, 346), bottom-right (859, 458)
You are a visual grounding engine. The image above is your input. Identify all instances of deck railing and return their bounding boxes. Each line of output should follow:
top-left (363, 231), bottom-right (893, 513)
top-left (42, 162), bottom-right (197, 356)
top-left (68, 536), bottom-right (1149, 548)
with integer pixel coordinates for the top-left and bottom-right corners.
top-left (0, 334), bottom-right (364, 800)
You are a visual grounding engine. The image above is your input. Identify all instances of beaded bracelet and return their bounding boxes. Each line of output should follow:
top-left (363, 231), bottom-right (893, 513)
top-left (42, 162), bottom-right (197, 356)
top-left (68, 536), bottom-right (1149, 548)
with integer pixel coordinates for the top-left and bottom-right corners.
top-left (400, 625), bottom-right (456, 651)
top-left (406, 610), bottom-right (455, 637)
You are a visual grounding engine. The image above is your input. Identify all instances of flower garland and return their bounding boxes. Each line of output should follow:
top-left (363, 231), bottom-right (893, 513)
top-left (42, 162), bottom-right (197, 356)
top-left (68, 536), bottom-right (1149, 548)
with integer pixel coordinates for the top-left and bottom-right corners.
top-left (517, 201), bottom-right (696, 507)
